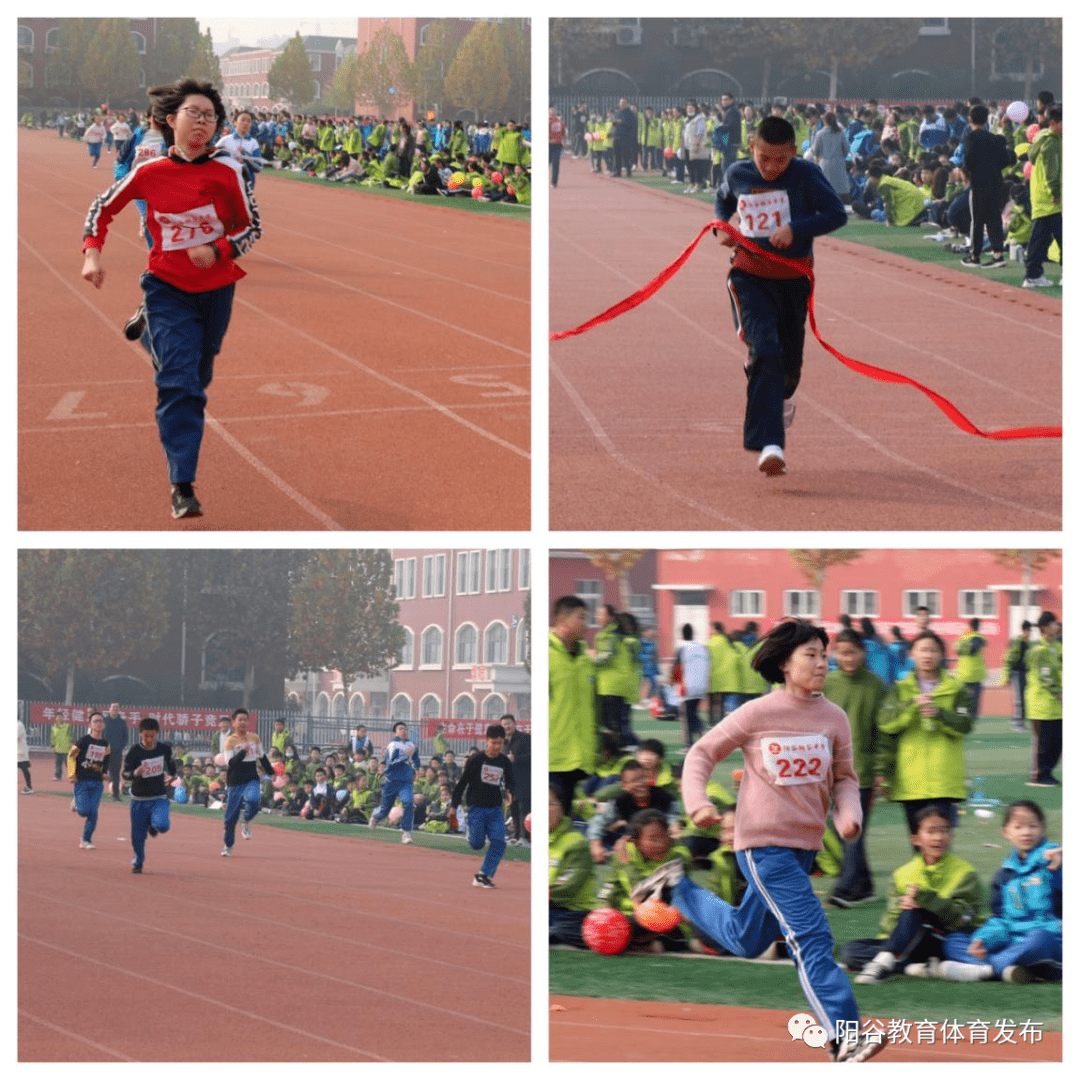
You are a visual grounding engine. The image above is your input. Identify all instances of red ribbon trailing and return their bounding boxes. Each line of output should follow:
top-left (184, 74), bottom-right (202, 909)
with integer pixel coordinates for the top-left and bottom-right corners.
top-left (551, 219), bottom-right (1061, 441)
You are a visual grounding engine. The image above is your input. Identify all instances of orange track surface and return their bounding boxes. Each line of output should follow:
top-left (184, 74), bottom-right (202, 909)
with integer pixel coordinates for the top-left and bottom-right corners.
top-left (19, 784), bottom-right (529, 1061)
top-left (550, 160), bottom-right (1060, 530)
top-left (550, 995), bottom-right (1060, 1062)
top-left (19, 130), bottom-right (530, 530)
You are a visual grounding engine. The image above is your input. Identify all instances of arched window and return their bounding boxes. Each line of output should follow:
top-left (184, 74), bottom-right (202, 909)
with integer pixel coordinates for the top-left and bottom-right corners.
top-left (484, 622), bottom-right (508, 665)
top-left (397, 627), bottom-right (414, 666)
top-left (420, 694), bottom-right (441, 720)
top-left (452, 694), bottom-right (476, 719)
top-left (421, 625), bottom-right (444, 666)
top-left (482, 694), bottom-right (506, 720)
top-left (332, 693), bottom-right (347, 717)
top-left (130, 31), bottom-right (147, 54)
top-left (17, 26), bottom-right (33, 51)
top-left (391, 694), bottom-right (412, 722)
top-left (315, 692), bottom-right (331, 718)
top-left (201, 630), bottom-right (244, 687)
top-left (348, 693), bottom-right (366, 717)
top-left (45, 27), bottom-right (61, 52)
top-left (454, 623), bottom-right (478, 665)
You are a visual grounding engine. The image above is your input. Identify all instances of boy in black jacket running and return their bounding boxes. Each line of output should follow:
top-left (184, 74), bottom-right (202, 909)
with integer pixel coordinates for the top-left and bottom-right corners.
top-left (452, 725), bottom-right (515, 888)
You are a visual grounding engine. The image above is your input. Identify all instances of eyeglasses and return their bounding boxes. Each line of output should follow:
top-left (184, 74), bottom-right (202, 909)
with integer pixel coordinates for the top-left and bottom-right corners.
top-left (180, 107), bottom-right (216, 123)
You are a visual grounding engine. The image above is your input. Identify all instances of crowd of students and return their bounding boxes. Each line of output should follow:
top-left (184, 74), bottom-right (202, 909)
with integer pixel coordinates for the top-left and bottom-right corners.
top-left (560, 92), bottom-right (1061, 285)
top-left (549, 599), bottom-right (1062, 1058)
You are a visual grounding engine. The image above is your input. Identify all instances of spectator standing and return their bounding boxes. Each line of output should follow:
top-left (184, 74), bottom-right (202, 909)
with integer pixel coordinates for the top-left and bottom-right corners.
top-left (958, 104), bottom-right (1010, 268)
top-left (717, 92), bottom-right (741, 172)
top-left (549, 596), bottom-right (597, 814)
top-left (51, 717), bottom-right (73, 780)
top-left (1022, 107), bottom-right (1062, 288)
top-left (18, 718), bottom-right (34, 794)
top-left (503, 714), bottom-right (531, 845)
top-left (954, 618), bottom-right (988, 721)
top-left (103, 702), bottom-right (128, 801)
top-left (676, 623), bottom-right (710, 745)
top-left (610, 98), bottom-right (636, 177)
top-left (810, 111), bottom-right (851, 201)
top-left (1024, 611), bottom-right (1061, 787)
top-left (549, 107), bottom-right (565, 189)
top-left (1002, 621), bottom-right (1032, 733)
top-left (683, 99), bottom-right (709, 193)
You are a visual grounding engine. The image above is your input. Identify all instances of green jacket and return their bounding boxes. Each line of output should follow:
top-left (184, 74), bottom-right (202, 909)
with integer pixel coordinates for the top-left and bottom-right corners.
top-left (707, 633), bottom-right (741, 694)
top-left (877, 851), bottom-right (985, 938)
top-left (1001, 635), bottom-right (1029, 684)
top-left (498, 129), bottom-right (525, 166)
top-left (954, 630), bottom-right (987, 683)
top-left (1028, 128), bottom-right (1062, 219)
top-left (1024, 637), bottom-right (1062, 719)
top-left (367, 123), bottom-right (386, 150)
top-left (680, 780), bottom-right (735, 844)
top-left (877, 174), bottom-right (929, 226)
top-left (594, 622), bottom-right (628, 697)
top-left (51, 723), bottom-right (72, 754)
top-left (549, 631), bottom-right (597, 773)
top-left (704, 846), bottom-right (746, 907)
top-left (822, 666), bottom-right (891, 786)
top-left (736, 639), bottom-right (771, 695)
top-left (878, 672), bottom-right (972, 800)
top-left (602, 842), bottom-right (694, 918)
top-left (549, 816), bottom-right (597, 911)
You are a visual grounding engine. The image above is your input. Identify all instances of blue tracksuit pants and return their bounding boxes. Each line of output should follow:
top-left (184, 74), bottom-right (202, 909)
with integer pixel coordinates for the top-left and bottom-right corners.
top-left (943, 927), bottom-right (1062, 981)
top-left (673, 846), bottom-right (859, 1042)
top-left (467, 804), bottom-right (507, 878)
top-left (373, 775), bottom-right (414, 831)
top-left (223, 778), bottom-right (262, 848)
top-left (140, 272), bottom-right (235, 484)
top-left (73, 779), bottom-right (104, 842)
top-left (129, 796), bottom-right (171, 869)
top-left (727, 269), bottom-right (812, 452)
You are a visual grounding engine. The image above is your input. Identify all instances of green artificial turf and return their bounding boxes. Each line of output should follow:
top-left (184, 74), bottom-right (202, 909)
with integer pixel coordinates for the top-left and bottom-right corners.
top-left (626, 171), bottom-right (1059, 295)
top-left (262, 167), bottom-right (530, 217)
top-left (552, 711), bottom-right (1061, 1029)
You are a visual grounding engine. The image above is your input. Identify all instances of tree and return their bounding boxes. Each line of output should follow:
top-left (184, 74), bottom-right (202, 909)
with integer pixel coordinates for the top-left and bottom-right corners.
top-left (789, 551), bottom-right (864, 620)
top-left (695, 18), bottom-right (798, 100)
top-left (186, 28), bottom-right (223, 86)
top-left (79, 18), bottom-right (141, 108)
top-left (43, 18), bottom-right (99, 107)
top-left (982, 18), bottom-right (1063, 102)
top-left (18, 551), bottom-right (172, 703)
top-left (327, 52), bottom-right (359, 115)
top-left (789, 20), bottom-right (922, 101)
top-left (355, 25), bottom-right (414, 119)
top-left (269, 33), bottom-right (317, 112)
top-left (988, 549), bottom-right (1061, 615)
top-left (549, 18), bottom-right (614, 88)
top-left (288, 551), bottom-right (404, 690)
top-left (445, 20), bottom-right (511, 120)
top-left (412, 19), bottom-right (459, 118)
top-left (580, 550), bottom-right (648, 612)
top-left (500, 20), bottom-right (531, 123)
top-left (145, 18), bottom-right (201, 87)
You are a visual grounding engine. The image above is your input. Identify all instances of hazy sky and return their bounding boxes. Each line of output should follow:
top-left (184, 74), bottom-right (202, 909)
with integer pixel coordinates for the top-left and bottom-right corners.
top-left (196, 17), bottom-right (358, 53)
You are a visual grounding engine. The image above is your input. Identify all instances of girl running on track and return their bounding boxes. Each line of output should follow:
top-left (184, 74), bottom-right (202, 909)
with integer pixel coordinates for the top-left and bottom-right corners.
top-left (81, 78), bottom-right (261, 520)
top-left (633, 618), bottom-right (885, 1062)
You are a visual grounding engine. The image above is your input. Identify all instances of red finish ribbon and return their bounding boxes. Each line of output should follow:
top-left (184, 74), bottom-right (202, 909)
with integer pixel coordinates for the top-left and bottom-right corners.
top-left (551, 219), bottom-right (1061, 441)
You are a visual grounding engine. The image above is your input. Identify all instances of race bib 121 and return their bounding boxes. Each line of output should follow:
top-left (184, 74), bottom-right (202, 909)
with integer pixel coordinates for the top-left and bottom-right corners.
top-left (737, 189), bottom-right (792, 238)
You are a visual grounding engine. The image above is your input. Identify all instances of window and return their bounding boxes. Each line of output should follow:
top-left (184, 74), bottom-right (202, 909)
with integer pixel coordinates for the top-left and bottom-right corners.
top-left (45, 27), bottom-right (61, 52)
top-left (394, 557), bottom-right (416, 599)
top-left (130, 31), bottom-right (146, 54)
top-left (332, 693), bottom-right (347, 717)
top-left (485, 549), bottom-right (499, 592)
top-left (421, 625), bottom-right (443, 667)
top-left (423, 554), bottom-right (445, 597)
top-left (18, 26), bottom-right (33, 51)
top-left (455, 623), bottom-right (478, 665)
top-left (397, 627), bottom-right (414, 667)
top-left (310, 53), bottom-right (321, 72)
top-left (482, 694), bottom-right (507, 720)
top-left (958, 590), bottom-right (996, 618)
top-left (576, 579), bottom-right (602, 624)
top-left (452, 694), bottom-right (476, 719)
top-left (840, 590), bottom-right (880, 617)
top-left (499, 549), bottom-right (512, 592)
top-left (419, 22), bottom-right (430, 47)
top-left (730, 590), bottom-right (764, 617)
top-left (783, 590), bottom-right (820, 618)
top-left (390, 695), bottom-right (412, 722)
top-left (518, 548), bottom-right (530, 589)
top-left (903, 590), bottom-right (941, 617)
top-left (919, 18), bottom-right (950, 35)
top-left (369, 692), bottom-right (387, 719)
top-left (419, 695), bottom-right (441, 720)
top-left (348, 693), bottom-right (366, 717)
top-left (457, 550), bottom-right (481, 594)
top-left (484, 622), bottom-right (509, 664)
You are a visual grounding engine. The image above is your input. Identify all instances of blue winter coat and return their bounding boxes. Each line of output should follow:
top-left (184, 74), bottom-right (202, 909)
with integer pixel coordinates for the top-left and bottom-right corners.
top-left (862, 636), bottom-right (894, 685)
top-left (976, 838), bottom-right (1062, 950)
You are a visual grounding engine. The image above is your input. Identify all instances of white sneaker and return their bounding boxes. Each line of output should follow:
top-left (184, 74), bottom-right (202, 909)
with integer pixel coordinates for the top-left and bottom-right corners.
top-left (70, 798), bottom-right (78, 813)
top-left (401, 831), bottom-right (413, 845)
top-left (241, 823), bottom-right (252, 840)
top-left (936, 960), bottom-right (993, 981)
top-left (220, 846), bottom-right (231, 857)
top-left (78, 840), bottom-right (95, 850)
top-left (1022, 275), bottom-right (1053, 288)
top-left (368, 813), bottom-right (381, 830)
top-left (782, 396), bottom-right (796, 429)
top-left (854, 951), bottom-right (896, 984)
top-left (757, 445), bottom-right (786, 477)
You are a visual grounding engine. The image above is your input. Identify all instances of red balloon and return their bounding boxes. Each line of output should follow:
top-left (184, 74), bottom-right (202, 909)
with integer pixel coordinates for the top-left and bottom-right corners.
top-left (524, 812), bottom-right (531, 834)
top-left (582, 909), bottom-right (631, 955)
top-left (471, 185), bottom-right (483, 199)
top-left (273, 761), bottom-right (286, 775)
top-left (634, 899), bottom-right (682, 933)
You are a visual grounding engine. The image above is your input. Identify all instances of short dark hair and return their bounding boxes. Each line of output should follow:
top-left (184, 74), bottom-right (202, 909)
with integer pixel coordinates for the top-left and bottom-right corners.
top-left (638, 738), bottom-right (666, 759)
top-left (681, 622), bottom-right (694, 640)
top-left (969, 104), bottom-right (989, 125)
top-left (139, 716), bottom-right (160, 732)
top-left (1038, 610), bottom-right (1058, 628)
top-left (1021, 620), bottom-right (1032, 631)
top-left (1002, 798), bottom-right (1046, 827)
top-left (755, 116), bottom-right (796, 147)
top-left (486, 724), bottom-right (506, 740)
top-left (833, 628), bottom-right (864, 650)
top-left (628, 807), bottom-right (668, 841)
top-left (911, 803), bottom-right (954, 831)
top-left (621, 761), bottom-right (646, 779)
top-left (231, 707), bottom-right (248, 720)
top-left (552, 595), bottom-right (586, 619)
top-left (910, 630), bottom-right (947, 660)
top-left (147, 78), bottom-right (226, 148)
top-left (969, 618), bottom-right (980, 630)
top-left (392, 721), bottom-right (408, 733)
top-left (752, 619), bottom-right (829, 684)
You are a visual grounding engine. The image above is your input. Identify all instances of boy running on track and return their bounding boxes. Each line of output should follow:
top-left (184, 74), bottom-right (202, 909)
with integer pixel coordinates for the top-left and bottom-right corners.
top-left (80, 78), bottom-right (261, 521)
top-left (368, 722), bottom-right (421, 844)
top-left (220, 707), bottom-right (273, 857)
top-left (69, 709), bottom-right (110, 849)
top-left (451, 724), bottom-right (515, 889)
top-left (122, 717), bottom-right (177, 874)
top-left (716, 116), bottom-right (847, 477)
top-left (633, 619), bottom-right (885, 1062)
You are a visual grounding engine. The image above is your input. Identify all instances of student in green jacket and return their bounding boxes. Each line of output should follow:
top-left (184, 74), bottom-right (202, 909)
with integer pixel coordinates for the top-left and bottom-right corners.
top-left (1022, 107), bottom-right (1062, 288)
top-left (549, 596), bottom-right (598, 813)
top-left (954, 618), bottom-right (988, 721)
top-left (549, 785), bottom-right (598, 948)
top-left (823, 629), bottom-right (892, 907)
top-left (879, 631), bottom-right (973, 838)
top-left (864, 161), bottom-right (931, 226)
top-left (841, 804), bottom-right (984, 982)
top-left (1025, 610), bottom-right (1061, 786)
top-left (51, 719), bottom-right (73, 780)
top-left (1001, 620), bottom-right (1032, 733)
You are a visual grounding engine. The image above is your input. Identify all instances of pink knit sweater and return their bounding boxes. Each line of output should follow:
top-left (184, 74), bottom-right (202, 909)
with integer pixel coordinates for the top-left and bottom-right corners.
top-left (681, 688), bottom-right (861, 851)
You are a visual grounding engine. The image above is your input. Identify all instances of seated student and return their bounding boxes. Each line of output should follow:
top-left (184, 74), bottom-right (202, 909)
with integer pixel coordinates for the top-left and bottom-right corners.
top-left (587, 761), bottom-right (679, 863)
top-left (600, 808), bottom-right (694, 952)
top-left (303, 747), bottom-right (323, 782)
top-left (841, 804), bottom-right (984, 983)
top-left (935, 799), bottom-right (1061, 983)
top-left (301, 768), bottom-right (334, 820)
top-left (581, 732), bottom-right (622, 797)
top-left (285, 780), bottom-right (308, 816)
top-left (690, 808), bottom-right (745, 955)
top-left (549, 785), bottom-right (598, 948)
top-left (863, 161), bottom-right (931, 226)
top-left (421, 784), bottom-right (455, 833)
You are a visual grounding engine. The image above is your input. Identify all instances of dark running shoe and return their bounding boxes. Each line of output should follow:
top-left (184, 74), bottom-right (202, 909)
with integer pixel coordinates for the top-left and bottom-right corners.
top-left (960, 255), bottom-right (982, 267)
top-left (131, 864), bottom-right (143, 874)
top-left (473, 872), bottom-right (495, 889)
top-left (832, 1033), bottom-right (887, 1062)
top-left (171, 488), bottom-right (203, 519)
top-left (123, 304), bottom-right (146, 341)
top-left (147, 825), bottom-right (158, 838)
top-left (981, 254), bottom-right (1007, 269)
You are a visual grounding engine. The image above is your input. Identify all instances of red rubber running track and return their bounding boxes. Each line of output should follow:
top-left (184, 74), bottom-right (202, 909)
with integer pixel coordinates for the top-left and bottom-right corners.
top-left (550, 160), bottom-right (1060, 530)
top-left (19, 130), bottom-right (530, 530)
top-left (19, 785), bottom-right (529, 1061)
